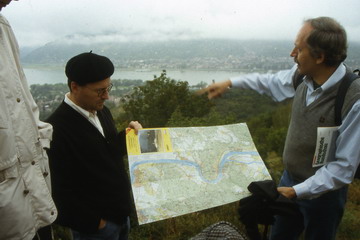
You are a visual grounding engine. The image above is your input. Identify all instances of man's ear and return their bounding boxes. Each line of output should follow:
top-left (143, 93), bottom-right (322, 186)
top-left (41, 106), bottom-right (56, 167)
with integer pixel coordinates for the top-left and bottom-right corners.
top-left (316, 52), bottom-right (325, 64)
top-left (70, 81), bottom-right (79, 92)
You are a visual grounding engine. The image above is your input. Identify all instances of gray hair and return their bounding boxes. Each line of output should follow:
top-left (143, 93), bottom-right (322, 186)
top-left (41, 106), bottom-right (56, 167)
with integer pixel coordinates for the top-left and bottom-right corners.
top-left (305, 17), bottom-right (347, 66)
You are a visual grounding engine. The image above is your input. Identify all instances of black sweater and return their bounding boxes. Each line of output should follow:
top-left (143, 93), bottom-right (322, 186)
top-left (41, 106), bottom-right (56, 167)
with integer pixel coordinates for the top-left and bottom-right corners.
top-left (46, 102), bottom-right (131, 233)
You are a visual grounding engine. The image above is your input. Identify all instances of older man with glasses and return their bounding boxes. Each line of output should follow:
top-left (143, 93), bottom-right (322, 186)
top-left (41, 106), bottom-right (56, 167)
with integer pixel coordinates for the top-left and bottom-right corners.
top-left (46, 52), bottom-right (142, 240)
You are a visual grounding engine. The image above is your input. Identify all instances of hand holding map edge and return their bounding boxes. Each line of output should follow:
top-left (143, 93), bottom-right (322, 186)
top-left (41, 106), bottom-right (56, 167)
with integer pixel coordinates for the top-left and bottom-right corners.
top-left (127, 121), bottom-right (143, 134)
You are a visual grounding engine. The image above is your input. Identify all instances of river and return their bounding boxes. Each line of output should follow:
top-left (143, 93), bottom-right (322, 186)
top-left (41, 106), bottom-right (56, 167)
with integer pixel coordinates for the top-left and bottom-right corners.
top-left (23, 67), bottom-right (246, 86)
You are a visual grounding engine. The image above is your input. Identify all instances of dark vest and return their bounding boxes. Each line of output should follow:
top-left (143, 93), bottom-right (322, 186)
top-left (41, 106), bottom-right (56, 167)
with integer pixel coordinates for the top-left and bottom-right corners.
top-left (283, 74), bottom-right (360, 182)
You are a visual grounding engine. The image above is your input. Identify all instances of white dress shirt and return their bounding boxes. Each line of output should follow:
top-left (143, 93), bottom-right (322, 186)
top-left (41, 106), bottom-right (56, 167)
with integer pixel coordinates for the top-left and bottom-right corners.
top-left (64, 93), bottom-right (105, 137)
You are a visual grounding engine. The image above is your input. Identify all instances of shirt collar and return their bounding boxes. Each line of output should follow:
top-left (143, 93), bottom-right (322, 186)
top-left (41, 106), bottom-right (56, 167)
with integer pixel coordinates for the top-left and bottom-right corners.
top-left (64, 93), bottom-right (97, 119)
top-left (304, 63), bottom-right (346, 92)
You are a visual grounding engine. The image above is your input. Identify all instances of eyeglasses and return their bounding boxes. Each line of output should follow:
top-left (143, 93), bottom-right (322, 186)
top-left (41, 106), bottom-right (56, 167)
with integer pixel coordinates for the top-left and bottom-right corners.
top-left (86, 83), bottom-right (113, 97)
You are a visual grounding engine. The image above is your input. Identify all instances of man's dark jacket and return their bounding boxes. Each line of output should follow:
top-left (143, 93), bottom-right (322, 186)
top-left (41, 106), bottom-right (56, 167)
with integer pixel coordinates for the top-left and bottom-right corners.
top-left (46, 102), bottom-right (132, 233)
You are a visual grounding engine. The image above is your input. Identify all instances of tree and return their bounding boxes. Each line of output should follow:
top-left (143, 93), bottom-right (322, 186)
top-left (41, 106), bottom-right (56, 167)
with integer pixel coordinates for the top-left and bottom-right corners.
top-left (121, 70), bottom-right (213, 128)
top-left (167, 108), bottom-right (236, 127)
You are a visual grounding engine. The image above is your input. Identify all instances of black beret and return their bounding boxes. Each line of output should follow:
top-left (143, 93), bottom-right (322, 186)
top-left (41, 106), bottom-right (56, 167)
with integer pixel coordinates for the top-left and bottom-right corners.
top-left (65, 52), bottom-right (114, 85)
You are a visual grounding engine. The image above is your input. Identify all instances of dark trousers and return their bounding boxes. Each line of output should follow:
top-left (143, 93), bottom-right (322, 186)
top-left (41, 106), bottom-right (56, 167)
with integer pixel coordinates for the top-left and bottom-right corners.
top-left (71, 218), bottom-right (130, 240)
top-left (270, 170), bottom-right (348, 240)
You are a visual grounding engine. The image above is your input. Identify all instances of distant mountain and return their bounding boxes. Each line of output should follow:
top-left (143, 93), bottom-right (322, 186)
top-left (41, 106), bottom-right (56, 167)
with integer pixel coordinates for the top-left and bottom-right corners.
top-left (20, 35), bottom-right (360, 70)
top-left (21, 36), bottom-right (292, 64)
top-left (19, 46), bottom-right (38, 59)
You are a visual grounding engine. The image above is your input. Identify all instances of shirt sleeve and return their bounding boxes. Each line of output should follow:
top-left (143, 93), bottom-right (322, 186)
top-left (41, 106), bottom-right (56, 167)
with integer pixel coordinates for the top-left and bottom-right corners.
top-left (294, 100), bottom-right (360, 199)
top-left (230, 65), bottom-right (298, 102)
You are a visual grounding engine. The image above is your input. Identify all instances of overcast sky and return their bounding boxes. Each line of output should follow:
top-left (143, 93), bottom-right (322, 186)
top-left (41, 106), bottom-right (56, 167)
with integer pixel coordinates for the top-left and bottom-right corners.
top-left (2, 0), bottom-right (360, 48)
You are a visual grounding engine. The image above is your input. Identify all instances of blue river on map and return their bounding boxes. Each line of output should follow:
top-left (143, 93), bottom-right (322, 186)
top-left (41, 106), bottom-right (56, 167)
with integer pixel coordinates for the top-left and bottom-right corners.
top-left (130, 151), bottom-right (268, 184)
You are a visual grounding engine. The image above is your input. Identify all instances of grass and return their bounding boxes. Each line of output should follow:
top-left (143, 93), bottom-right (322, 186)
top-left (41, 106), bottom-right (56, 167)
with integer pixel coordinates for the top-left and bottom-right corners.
top-left (128, 203), bottom-right (245, 240)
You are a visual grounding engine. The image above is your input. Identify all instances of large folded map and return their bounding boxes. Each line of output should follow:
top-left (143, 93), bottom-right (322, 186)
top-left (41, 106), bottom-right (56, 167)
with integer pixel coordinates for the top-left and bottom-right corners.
top-left (126, 123), bottom-right (271, 225)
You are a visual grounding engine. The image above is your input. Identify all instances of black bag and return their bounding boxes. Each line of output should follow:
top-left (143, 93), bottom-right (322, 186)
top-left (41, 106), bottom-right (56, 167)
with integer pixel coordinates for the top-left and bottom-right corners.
top-left (294, 69), bottom-right (360, 179)
top-left (238, 180), bottom-right (301, 240)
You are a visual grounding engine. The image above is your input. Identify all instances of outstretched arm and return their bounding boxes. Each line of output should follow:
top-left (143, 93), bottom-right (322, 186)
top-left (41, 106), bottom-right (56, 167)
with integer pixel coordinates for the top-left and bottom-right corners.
top-left (198, 79), bottom-right (232, 99)
top-left (198, 65), bottom-right (297, 101)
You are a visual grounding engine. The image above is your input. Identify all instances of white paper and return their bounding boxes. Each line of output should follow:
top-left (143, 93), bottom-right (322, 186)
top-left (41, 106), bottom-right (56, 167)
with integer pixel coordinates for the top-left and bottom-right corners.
top-left (312, 126), bottom-right (339, 167)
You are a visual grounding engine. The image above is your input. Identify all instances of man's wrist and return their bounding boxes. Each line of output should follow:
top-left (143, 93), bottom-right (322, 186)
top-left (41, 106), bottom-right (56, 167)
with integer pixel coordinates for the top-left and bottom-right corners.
top-left (293, 183), bottom-right (310, 199)
top-left (99, 219), bottom-right (106, 229)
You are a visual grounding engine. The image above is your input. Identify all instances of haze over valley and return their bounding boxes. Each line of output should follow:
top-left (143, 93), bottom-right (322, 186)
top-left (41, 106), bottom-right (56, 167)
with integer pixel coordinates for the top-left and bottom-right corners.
top-left (21, 37), bottom-right (360, 72)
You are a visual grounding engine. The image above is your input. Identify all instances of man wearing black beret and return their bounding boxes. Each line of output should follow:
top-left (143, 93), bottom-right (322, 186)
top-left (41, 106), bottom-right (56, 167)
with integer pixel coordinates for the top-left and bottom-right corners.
top-left (46, 52), bottom-right (142, 240)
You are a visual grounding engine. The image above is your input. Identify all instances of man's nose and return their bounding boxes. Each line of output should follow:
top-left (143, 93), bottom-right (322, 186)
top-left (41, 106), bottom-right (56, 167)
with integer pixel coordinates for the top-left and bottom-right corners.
top-left (101, 90), bottom-right (110, 99)
top-left (290, 48), bottom-right (297, 58)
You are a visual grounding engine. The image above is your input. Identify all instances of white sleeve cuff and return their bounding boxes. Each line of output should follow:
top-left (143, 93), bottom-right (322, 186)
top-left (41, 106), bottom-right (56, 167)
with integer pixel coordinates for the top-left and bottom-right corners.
top-left (293, 182), bottom-right (312, 199)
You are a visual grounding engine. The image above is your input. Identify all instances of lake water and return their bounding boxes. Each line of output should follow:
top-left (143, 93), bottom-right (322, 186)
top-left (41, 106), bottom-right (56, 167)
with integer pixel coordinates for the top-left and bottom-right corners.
top-left (23, 67), bottom-right (246, 86)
